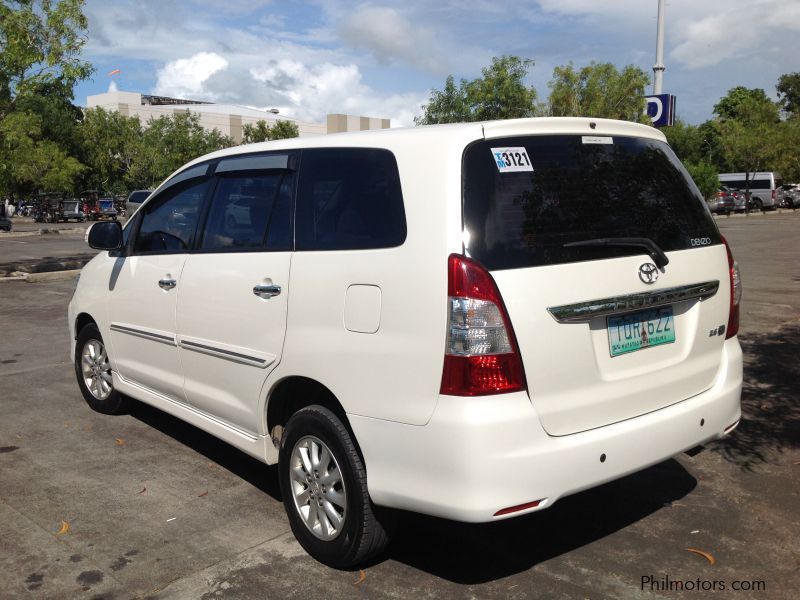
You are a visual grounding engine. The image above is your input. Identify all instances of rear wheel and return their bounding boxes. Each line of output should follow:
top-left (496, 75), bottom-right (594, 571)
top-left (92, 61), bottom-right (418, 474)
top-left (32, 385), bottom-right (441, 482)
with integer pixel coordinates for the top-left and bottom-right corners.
top-left (279, 405), bottom-right (393, 568)
top-left (75, 323), bottom-right (130, 415)
top-left (753, 198), bottom-right (763, 211)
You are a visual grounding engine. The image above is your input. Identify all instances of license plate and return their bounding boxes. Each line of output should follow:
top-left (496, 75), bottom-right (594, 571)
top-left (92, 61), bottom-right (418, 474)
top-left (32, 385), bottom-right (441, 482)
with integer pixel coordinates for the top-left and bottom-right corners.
top-left (607, 307), bottom-right (675, 357)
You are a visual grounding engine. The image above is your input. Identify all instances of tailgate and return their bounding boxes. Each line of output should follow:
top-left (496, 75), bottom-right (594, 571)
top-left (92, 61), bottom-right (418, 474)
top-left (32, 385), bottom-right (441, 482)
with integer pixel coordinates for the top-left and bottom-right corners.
top-left (493, 246), bottom-right (729, 435)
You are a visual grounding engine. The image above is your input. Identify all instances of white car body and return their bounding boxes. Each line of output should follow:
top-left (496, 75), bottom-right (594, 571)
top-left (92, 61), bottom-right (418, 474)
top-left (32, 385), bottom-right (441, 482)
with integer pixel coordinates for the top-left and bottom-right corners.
top-left (69, 117), bottom-right (742, 527)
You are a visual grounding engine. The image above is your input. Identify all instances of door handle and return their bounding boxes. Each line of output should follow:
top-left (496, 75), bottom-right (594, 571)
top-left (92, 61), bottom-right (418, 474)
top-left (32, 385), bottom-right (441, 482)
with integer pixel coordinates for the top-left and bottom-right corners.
top-left (158, 278), bottom-right (177, 290)
top-left (253, 283), bottom-right (281, 299)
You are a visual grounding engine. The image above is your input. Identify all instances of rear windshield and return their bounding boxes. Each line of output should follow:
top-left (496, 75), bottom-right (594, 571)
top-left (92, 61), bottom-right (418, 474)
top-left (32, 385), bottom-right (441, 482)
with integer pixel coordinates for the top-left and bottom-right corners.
top-left (463, 135), bottom-right (721, 270)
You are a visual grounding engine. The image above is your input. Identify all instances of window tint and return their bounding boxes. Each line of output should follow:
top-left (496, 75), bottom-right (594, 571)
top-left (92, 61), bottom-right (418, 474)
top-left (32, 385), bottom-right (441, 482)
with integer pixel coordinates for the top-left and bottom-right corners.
top-left (296, 148), bottom-right (406, 250)
top-left (200, 172), bottom-right (293, 251)
top-left (128, 191), bottom-right (151, 204)
top-left (134, 179), bottom-right (209, 253)
top-left (463, 135), bottom-right (721, 270)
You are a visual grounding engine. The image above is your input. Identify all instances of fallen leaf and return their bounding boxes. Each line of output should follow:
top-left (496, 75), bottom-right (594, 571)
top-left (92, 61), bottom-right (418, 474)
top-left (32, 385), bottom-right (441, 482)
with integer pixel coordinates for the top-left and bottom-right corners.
top-left (16, 434), bottom-right (23, 439)
top-left (57, 520), bottom-right (70, 535)
top-left (354, 569), bottom-right (366, 585)
top-left (198, 491), bottom-right (208, 498)
top-left (138, 487), bottom-right (147, 495)
top-left (794, 461), bottom-right (800, 465)
top-left (115, 438), bottom-right (125, 446)
top-left (686, 548), bottom-right (716, 565)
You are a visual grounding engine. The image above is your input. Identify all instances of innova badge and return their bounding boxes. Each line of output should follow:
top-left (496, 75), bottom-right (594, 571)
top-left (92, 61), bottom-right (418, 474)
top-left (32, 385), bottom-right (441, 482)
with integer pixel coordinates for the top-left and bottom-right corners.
top-left (638, 263), bottom-right (659, 284)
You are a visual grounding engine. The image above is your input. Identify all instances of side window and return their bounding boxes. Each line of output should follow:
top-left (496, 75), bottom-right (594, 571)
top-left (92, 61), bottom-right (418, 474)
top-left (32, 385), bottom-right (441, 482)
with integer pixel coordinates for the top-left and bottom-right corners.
top-left (199, 171), bottom-right (293, 251)
top-left (296, 148), bottom-right (407, 250)
top-left (133, 178), bottom-right (209, 254)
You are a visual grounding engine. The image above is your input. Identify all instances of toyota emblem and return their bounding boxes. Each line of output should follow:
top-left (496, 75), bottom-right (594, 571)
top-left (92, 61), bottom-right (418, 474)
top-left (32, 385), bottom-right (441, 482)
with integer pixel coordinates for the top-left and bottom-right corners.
top-left (638, 263), bottom-right (659, 284)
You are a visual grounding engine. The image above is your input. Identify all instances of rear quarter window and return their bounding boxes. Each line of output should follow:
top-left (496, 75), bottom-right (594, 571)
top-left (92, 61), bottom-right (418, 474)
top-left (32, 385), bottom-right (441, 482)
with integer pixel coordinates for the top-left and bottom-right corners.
top-left (295, 148), bottom-right (406, 251)
top-left (463, 135), bottom-right (721, 270)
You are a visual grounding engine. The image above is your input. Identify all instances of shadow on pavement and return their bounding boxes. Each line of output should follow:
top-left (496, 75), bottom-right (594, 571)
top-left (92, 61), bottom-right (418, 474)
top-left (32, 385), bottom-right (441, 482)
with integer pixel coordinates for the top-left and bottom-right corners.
top-left (129, 402), bottom-right (282, 501)
top-left (387, 459), bottom-right (696, 584)
top-left (711, 323), bottom-right (800, 470)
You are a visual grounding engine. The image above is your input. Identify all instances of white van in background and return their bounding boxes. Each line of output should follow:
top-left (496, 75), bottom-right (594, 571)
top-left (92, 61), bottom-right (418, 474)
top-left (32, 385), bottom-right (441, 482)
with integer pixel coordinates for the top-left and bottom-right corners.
top-left (719, 172), bottom-right (782, 211)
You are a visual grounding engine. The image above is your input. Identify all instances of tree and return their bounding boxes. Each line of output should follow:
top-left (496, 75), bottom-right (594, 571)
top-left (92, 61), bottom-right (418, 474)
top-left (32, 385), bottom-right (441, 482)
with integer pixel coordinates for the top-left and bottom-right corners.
top-left (416, 56), bottom-right (536, 125)
top-left (0, 1), bottom-right (92, 196)
top-left (126, 112), bottom-right (234, 189)
top-left (241, 119), bottom-right (299, 143)
top-left (713, 87), bottom-right (779, 123)
top-left (546, 62), bottom-right (650, 122)
top-left (0, 0), bottom-right (93, 119)
top-left (684, 161), bottom-right (719, 200)
top-left (78, 107), bottom-right (143, 192)
top-left (776, 72), bottom-right (800, 118)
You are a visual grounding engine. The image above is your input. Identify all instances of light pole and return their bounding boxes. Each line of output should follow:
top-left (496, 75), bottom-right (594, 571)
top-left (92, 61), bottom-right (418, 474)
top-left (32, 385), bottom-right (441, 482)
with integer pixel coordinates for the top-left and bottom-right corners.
top-left (653, 0), bottom-right (666, 94)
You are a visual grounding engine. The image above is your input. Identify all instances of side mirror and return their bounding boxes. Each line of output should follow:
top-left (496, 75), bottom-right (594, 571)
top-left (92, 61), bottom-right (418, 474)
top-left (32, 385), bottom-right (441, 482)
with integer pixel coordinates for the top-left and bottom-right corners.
top-left (87, 221), bottom-right (123, 250)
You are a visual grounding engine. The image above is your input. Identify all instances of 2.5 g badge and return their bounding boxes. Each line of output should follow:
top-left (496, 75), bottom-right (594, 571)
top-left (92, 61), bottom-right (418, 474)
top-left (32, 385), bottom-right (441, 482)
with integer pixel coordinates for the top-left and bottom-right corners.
top-left (491, 147), bottom-right (534, 173)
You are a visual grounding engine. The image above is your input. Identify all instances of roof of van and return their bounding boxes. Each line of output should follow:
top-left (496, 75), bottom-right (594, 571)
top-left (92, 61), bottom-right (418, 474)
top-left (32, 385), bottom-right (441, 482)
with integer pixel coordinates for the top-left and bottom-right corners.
top-left (180, 117), bottom-right (667, 171)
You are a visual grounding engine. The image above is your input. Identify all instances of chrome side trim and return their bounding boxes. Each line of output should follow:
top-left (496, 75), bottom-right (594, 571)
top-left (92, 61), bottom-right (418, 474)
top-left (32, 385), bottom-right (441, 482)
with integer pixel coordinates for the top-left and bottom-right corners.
top-left (547, 280), bottom-right (720, 323)
top-left (179, 339), bottom-right (269, 368)
top-left (109, 323), bottom-right (177, 346)
top-left (113, 372), bottom-right (258, 442)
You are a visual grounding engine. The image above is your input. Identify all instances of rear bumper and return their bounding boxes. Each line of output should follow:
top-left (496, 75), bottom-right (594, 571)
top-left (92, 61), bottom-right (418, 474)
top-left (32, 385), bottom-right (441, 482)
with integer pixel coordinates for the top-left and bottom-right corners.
top-left (351, 337), bottom-right (742, 522)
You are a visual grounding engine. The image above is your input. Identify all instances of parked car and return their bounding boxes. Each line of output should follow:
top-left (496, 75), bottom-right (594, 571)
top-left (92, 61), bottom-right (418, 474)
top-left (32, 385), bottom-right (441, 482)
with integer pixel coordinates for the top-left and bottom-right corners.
top-left (71, 118), bottom-right (743, 568)
top-left (719, 172), bottom-right (782, 211)
top-left (708, 186), bottom-right (736, 215)
top-left (124, 190), bottom-right (153, 217)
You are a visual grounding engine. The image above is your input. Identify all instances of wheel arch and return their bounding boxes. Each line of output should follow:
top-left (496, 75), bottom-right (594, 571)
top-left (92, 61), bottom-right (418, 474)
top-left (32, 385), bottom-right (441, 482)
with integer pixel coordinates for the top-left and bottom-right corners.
top-left (75, 312), bottom-right (98, 339)
top-left (266, 376), bottom-right (354, 452)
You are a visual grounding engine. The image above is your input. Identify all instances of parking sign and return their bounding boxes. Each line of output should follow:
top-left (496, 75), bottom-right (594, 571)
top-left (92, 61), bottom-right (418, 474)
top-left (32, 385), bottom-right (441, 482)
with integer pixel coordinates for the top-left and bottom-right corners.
top-left (645, 94), bottom-right (676, 127)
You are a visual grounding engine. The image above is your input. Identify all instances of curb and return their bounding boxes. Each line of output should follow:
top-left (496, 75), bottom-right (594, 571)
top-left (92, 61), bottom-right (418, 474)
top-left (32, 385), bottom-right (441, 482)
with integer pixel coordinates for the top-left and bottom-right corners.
top-left (0, 269), bottom-right (81, 283)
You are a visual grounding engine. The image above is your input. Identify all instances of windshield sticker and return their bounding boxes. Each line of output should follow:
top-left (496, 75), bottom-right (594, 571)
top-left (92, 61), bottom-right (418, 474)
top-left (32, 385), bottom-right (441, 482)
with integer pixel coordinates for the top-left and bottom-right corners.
top-left (582, 136), bottom-right (614, 144)
top-left (491, 147), bottom-right (534, 172)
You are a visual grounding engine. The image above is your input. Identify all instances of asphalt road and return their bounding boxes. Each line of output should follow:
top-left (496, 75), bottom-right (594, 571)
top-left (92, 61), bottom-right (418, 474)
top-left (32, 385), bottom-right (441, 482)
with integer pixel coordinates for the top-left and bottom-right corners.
top-left (0, 213), bottom-right (798, 599)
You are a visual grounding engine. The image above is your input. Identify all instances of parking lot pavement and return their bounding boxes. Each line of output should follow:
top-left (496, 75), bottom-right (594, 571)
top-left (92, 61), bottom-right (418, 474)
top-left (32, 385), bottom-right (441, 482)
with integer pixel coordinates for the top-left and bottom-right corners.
top-left (1, 215), bottom-right (799, 599)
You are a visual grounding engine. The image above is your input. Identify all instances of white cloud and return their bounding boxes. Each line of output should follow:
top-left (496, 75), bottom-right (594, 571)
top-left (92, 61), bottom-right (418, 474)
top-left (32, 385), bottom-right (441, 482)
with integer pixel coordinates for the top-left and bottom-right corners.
top-left (154, 52), bottom-right (229, 98)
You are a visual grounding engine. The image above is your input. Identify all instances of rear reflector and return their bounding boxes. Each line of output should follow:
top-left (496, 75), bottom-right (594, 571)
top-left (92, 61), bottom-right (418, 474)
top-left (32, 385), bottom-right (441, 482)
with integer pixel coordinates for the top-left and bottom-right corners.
top-left (494, 500), bottom-right (542, 517)
top-left (441, 254), bottom-right (527, 396)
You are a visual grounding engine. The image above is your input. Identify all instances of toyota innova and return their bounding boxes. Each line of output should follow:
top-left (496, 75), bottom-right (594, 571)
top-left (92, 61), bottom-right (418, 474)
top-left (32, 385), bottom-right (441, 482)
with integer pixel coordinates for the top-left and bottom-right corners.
top-left (69, 118), bottom-right (743, 568)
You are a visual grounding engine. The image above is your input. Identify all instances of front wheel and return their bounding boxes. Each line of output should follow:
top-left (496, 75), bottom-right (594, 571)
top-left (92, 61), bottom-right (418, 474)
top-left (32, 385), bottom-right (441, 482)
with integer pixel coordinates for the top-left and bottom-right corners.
top-left (279, 405), bottom-right (394, 568)
top-left (75, 323), bottom-right (130, 415)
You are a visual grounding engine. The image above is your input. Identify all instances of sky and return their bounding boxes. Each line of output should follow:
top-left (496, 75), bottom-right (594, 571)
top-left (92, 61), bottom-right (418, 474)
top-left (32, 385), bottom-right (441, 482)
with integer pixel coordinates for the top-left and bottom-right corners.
top-left (73, 0), bottom-right (800, 127)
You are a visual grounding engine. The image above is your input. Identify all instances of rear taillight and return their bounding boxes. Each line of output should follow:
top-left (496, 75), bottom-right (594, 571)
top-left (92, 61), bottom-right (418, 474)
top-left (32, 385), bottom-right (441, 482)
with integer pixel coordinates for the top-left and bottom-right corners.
top-left (772, 190), bottom-right (776, 200)
top-left (721, 236), bottom-right (741, 339)
top-left (440, 254), bottom-right (526, 396)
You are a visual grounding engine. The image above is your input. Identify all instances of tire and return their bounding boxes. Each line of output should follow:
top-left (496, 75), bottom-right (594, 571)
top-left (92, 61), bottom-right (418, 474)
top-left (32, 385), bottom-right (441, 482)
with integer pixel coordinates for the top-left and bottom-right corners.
top-left (279, 405), bottom-right (394, 568)
top-left (753, 198), bottom-right (763, 211)
top-left (74, 323), bottom-right (130, 415)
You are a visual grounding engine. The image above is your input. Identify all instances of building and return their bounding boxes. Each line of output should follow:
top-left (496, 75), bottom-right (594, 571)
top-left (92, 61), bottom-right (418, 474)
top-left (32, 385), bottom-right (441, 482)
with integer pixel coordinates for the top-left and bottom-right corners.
top-left (86, 91), bottom-right (390, 143)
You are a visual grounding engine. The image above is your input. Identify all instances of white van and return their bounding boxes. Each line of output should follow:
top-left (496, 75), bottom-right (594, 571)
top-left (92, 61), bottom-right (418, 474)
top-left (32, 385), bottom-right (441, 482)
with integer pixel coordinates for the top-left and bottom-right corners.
top-left (70, 118), bottom-right (743, 568)
top-left (718, 172), bottom-right (782, 211)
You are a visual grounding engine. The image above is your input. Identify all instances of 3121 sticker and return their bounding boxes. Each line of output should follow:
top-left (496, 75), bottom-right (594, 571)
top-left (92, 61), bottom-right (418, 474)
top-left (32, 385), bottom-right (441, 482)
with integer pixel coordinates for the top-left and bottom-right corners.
top-left (491, 147), bottom-right (534, 173)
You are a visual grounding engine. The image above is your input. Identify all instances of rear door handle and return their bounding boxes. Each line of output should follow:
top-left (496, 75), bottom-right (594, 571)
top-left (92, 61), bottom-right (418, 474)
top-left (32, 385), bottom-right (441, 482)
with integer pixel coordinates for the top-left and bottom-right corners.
top-left (253, 283), bottom-right (281, 298)
top-left (158, 278), bottom-right (177, 290)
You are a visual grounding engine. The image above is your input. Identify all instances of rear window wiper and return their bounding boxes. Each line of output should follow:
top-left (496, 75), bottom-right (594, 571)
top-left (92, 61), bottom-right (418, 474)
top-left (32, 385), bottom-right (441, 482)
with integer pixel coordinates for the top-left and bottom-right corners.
top-left (563, 237), bottom-right (669, 269)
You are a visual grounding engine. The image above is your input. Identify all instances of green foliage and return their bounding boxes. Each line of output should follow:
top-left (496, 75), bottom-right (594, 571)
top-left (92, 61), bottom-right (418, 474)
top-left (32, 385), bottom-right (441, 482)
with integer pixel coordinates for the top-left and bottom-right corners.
top-left (0, 109), bottom-right (84, 194)
top-left (416, 56), bottom-right (537, 125)
top-left (776, 72), bottom-right (800, 118)
top-left (126, 112), bottom-right (234, 189)
top-left (684, 161), bottom-right (719, 200)
top-left (0, 0), bottom-right (91, 196)
top-left (546, 62), bottom-right (650, 122)
top-left (242, 119), bottom-right (299, 143)
top-left (713, 87), bottom-right (779, 123)
top-left (0, 0), bottom-right (94, 118)
top-left (77, 107), bottom-right (143, 192)
top-left (771, 118), bottom-right (800, 181)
